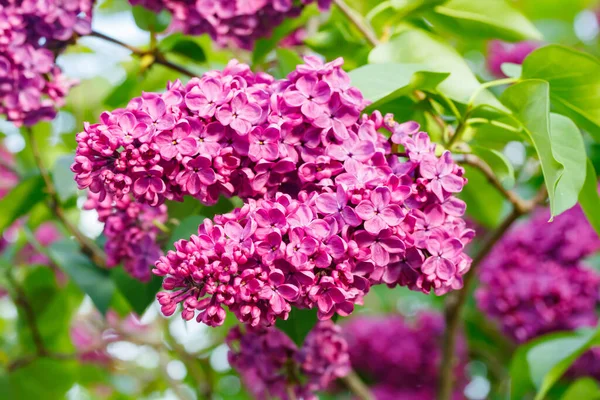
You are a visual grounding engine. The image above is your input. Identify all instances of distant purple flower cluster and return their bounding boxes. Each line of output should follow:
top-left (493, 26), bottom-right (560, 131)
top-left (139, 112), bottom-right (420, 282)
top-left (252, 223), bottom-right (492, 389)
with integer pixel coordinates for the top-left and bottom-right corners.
top-left (129, 0), bottom-right (331, 50)
top-left (84, 192), bottom-right (168, 281)
top-left (486, 40), bottom-right (539, 78)
top-left (74, 57), bottom-right (472, 325)
top-left (0, 0), bottom-right (93, 126)
top-left (342, 312), bottom-right (467, 400)
top-left (226, 321), bottom-right (350, 400)
top-left (477, 206), bottom-right (600, 343)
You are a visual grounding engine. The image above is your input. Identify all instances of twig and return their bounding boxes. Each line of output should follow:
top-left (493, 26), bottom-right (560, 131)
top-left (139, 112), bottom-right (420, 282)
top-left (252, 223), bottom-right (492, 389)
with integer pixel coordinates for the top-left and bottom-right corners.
top-left (26, 129), bottom-right (107, 267)
top-left (89, 31), bottom-right (196, 78)
top-left (437, 186), bottom-right (547, 400)
top-left (333, 0), bottom-right (380, 47)
top-left (342, 370), bottom-right (375, 400)
top-left (459, 154), bottom-right (532, 214)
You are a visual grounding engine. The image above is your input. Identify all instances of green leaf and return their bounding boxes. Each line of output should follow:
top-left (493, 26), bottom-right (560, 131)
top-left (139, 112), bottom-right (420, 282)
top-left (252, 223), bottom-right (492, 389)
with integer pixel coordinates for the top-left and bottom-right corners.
top-left (501, 63), bottom-right (523, 79)
top-left (159, 33), bottom-right (206, 63)
top-left (427, 0), bottom-right (542, 41)
top-left (132, 5), bottom-right (171, 32)
top-left (367, 0), bottom-right (446, 36)
top-left (471, 146), bottom-right (516, 189)
top-left (274, 48), bottom-right (304, 79)
top-left (561, 378), bottom-right (600, 400)
top-left (368, 28), bottom-right (503, 108)
top-left (579, 159), bottom-right (600, 238)
top-left (275, 308), bottom-right (318, 346)
top-left (48, 240), bottom-right (116, 314)
top-left (9, 359), bottom-right (76, 400)
top-left (348, 63), bottom-right (449, 110)
top-left (110, 268), bottom-right (161, 315)
top-left (459, 165), bottom-right (505, 228)
top-left (252, 6), bottom-right (318, 66)
top-left (522, 45), bottom-right (600, 142)
top-left (0, 175), bottom-right (46, 233)
top-left (528, 328), bottom-right (599, 400)
top-left (51, 155), bottom-right (77, 203)
top-left (104, 73), bottom-right (140, 108)
top-left (501, 80), bottom-right (586, 218)
top-left (168, 215), bottom-right (205, 250)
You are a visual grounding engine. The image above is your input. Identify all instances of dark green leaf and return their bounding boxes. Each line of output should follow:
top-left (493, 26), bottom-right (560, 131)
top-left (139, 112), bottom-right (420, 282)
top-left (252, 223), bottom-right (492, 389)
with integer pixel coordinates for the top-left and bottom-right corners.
top-left (49, 240), bottom-right (115, 314)
top-left (51, 155), bottom-right (77, 203)
top-left (471, 146), bottom-right (516, 189)
top-left (501, 80), bottom-right (586, 218)
top-left (522, 45), bottom-right (600, 142)
top-left (168, 215), bottom-right (205, 249)
top-left (348, 63), bottom-right (449, 110)
top-left (159, 33), bottom-right (206, 63)
top-left (275, 308), bottom-right (318, 346)
top-left (579, 159), bottom-right (600, 238)
top-left (9, 359), bottom-right (76, 400)
top-left (0, 175), bottom-right (46, 233)
top-left (132, 5), bottom-right (171, 32)
top-left (110, 268), bottom-right (161, 315)
top-left (427, 0), bottom-right (542, 41)
top-left (104, 73), bottom-right (140, 108)
top-left (368, 28), bottom-right (503, 107)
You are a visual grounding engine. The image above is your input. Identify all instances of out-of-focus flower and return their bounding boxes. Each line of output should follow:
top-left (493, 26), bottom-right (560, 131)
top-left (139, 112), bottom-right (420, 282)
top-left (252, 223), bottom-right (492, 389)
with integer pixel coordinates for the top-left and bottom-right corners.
top-left (486, 40), bottom-right (540, 78)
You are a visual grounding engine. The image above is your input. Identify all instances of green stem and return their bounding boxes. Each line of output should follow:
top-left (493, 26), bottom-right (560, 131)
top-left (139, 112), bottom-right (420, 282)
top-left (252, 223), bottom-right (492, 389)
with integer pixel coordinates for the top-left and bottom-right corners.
top-left (467, 118), bottom-right (522, 133)
top-left (467, 77), bottom-right (518, 109)
top-left (333, 0), bottom-right (380, 47)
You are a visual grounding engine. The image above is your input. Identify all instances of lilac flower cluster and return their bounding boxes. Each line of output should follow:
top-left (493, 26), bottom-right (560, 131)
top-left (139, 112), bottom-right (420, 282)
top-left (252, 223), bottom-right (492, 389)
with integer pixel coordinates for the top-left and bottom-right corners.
top-left (477, 206), bottom-right (600, 343)
top-left (486, 40), bottom-right (539, 78)
top-left (73, 57), bottom-right (473, 325)
top-left (0, 0), bottom-right (93, 125)
top-left (84, 192), bottom-right (168, 281)
top-left (226, 321), bottom-right (350, 400)
top-left (342, 312), bottom-right (467, 400)
top-left (70, 310), bottom-right (159, 364)
top-left (129, 0), bottom-right (331, 50)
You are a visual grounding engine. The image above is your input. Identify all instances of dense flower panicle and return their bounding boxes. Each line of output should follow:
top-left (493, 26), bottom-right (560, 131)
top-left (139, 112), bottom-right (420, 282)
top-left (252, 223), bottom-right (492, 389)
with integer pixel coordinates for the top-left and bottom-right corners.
top-left (342, 312), bottom-right (467, 399)
top-left (74, 57), bottom-right (472, 323)
top-left (486, 40), bottom-right (539, 78)
top-left (477, 206), bottom-right (600, 343)
top-left (226, 321), bottom-right (349, 400)
top-left (70, 310), bottom-right (159, 364)
top-left (84, 192), bottom-right (168, 281)
top-left (0, 0), bottom-right (93, 125)
top-left (129, 0), bottom-right (331, 50)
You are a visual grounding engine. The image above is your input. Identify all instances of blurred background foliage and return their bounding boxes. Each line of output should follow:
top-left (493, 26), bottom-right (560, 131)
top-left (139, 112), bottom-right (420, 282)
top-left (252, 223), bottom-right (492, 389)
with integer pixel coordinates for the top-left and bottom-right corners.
top-left (2, 0), bottom-right (600, 399)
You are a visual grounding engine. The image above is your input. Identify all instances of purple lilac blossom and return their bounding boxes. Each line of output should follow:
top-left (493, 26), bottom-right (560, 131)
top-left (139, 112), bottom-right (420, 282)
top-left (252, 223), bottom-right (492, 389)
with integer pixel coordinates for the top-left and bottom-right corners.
top-left (226, 321), bottom-right (349, 400)
top-left (477, 205), bottom-right (600, 379)
top-left (73, 57), bottom-right (473, 326)
top-left (342, 312), bottom-right (467, 399)
top-left (0, 0), bottom-right (93, 125)
top-left (486, 40), bottom-right (540, 78)
top-left (84, 192), bottom-right (168, 281)
top-left (128, 0), bottom-right (332, 50)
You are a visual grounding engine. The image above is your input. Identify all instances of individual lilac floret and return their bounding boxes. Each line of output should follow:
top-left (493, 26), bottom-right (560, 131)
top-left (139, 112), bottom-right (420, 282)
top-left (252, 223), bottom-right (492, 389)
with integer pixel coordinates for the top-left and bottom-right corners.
top-left (227, 321), bottom-right (349, 400)
top-left (84, 192), bottom-right (168, 281)
top-left (342, 312), bottom-right (467, 399)
top-left (128, 0), bottom-right (332, 50)
top-left (486, 40), bottom-right (540, 78)
top-left (0, 0), bottom-right (93, 125)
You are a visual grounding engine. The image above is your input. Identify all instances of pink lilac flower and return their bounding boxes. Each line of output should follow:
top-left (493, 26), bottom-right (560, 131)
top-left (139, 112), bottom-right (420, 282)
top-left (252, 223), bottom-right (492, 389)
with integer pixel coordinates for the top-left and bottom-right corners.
top-left (486, 40), bottom-right (540, 78)
top-left (129, 0), bottom-right (332, 50)
top-left (478, 205), bottom-right (600, 379)
top-left (0, 0), bottom-right (93, 125)
top-left (227, 321), bottom-right (349, 400)
top-left (84, 192), bottom-right (168, 281)
top-left (342, 312), bottom-right (467, 400)
top-left (74, 57), bottom-right (473, 326)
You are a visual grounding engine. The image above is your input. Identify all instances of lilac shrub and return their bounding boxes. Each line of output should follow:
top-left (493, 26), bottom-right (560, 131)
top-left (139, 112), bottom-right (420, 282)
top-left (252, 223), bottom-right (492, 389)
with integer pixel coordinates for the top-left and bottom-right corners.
top-left (486, 40), bottom-right (540, 78)
top-left (129, 0), bottom-right (332, 49)
top-left (226, 321), bottom-right (350, 400)
top-left (342, 312), bottom-right (467, 399)
top-left (73, 57), bottom-right (473, 328)
top-left (0, 0), bottom-right (93, 125)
